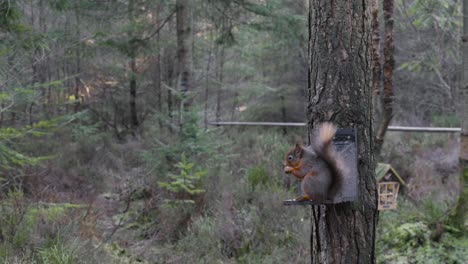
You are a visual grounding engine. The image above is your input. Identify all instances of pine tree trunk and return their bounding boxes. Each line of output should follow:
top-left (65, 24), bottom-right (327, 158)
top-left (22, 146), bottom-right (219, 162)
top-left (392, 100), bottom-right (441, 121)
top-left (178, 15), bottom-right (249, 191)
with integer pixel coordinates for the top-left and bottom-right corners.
top-left (215, 46), bottom-right (225, 122)
top-left (371, 0), bottom-right (382, 125)
top-left (308, 1), bottom-right (378, 263)
top-left (39, 0), bottom-right (48, 117)
top-left (74, 3), bottom-right (82, 114)
top-left (29, 0), bottom-right (37, 125)
top-left (128, 0), bottom-right (139, 131)
top-left (375, 0), bottom-right (395, 154)
top-left (166, 51), bottom-right (174, 126)
top-left (0, 102), bottom-right (3, 127)
top-left (204, 28), bottom-right (214, 129)
top-left (449, 0), bottom-right (468, 231)
top-left (166, 16), bottom-right (175, 126)
top-left (176, 0), bottom-right (192, 110)
top-left (155, 4), bottom-right (162, 114)
top-left (129, 56), bottom-right (139, 130)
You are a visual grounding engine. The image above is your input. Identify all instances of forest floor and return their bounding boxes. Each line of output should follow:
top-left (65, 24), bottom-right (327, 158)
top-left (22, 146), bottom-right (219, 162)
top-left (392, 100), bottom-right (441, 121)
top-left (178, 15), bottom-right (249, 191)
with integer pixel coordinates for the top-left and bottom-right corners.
top-left (1, 129), bottom-right (467, 263)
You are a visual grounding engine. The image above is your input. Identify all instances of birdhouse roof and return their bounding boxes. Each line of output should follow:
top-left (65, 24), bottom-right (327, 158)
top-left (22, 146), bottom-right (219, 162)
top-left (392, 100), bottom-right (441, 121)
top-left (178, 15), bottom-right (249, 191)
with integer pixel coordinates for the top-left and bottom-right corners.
top-left (376, 163), bottom-right (406, 185)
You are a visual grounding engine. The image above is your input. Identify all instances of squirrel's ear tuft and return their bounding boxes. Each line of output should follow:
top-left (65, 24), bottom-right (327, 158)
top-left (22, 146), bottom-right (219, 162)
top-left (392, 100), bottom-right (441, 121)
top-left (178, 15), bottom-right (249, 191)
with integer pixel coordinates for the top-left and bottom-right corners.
top-left (295, 143), bottom-right (304, 158)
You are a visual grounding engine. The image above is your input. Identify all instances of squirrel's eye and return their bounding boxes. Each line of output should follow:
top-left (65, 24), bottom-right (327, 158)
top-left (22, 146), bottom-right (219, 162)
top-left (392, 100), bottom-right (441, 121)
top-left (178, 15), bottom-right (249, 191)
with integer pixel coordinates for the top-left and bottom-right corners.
top-left (287, 155), bottom-right (293, 161)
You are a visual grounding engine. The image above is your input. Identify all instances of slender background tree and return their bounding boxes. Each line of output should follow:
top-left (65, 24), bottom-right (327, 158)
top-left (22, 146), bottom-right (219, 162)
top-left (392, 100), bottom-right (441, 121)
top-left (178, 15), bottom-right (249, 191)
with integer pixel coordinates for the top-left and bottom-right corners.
top-left (449, 0), bottom-right (468, 232)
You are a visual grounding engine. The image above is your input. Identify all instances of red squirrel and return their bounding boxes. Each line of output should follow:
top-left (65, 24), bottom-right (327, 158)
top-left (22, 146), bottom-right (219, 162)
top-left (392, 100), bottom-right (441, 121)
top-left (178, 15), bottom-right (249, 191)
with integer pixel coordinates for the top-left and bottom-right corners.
top-left (283, 123), bottom-right (346, 201)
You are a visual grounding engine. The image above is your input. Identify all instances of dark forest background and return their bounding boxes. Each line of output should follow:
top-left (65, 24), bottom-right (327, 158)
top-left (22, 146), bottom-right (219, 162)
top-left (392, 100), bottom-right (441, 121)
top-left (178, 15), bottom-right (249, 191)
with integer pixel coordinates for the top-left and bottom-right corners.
top-left (0, 0), bottom-right (466, 263)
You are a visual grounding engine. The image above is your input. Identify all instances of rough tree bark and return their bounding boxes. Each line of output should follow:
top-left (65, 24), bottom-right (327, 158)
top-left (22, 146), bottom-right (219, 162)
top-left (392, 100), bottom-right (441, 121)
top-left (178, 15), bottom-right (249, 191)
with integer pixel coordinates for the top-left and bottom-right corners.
top-left (308, 0), bottom-right (378, 263)
top-left (449, 0), bottom-right (468, 231)
top-left (375, 0), bottom-right (395, 154)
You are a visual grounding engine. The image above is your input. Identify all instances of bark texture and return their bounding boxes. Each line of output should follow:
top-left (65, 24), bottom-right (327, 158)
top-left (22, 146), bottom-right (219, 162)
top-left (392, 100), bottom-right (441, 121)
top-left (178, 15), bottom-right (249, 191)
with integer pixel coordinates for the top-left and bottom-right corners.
top-left (308, 1), bottom-right (378, 263)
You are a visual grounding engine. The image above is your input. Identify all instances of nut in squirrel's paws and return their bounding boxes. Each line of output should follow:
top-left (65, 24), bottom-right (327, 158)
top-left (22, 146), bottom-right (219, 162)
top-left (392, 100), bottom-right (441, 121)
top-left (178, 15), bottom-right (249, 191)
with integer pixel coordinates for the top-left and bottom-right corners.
top-left (295, 195), bottom-right (310, 202)
top-left (284, 166), bottom-right (294, 173)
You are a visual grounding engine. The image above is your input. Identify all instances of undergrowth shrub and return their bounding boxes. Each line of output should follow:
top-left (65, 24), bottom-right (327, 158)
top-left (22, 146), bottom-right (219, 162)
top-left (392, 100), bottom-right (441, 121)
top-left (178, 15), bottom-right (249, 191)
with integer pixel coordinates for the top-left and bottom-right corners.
top-left (431, 114), bottom-right (460, 127)
top-left (140, 111), bottom-right (227, 241)
top-left (0, 189), bottom-right (103, 263)
top-left (377, 198), bottom-right (468, 264)
top-left (36, 237), bottom-right (78, 264)
top-left (158, 154), bottom-right (207, 203)
top-left (247, 165), bottom-right (270, 189)
top-left (150, 127), bottom-right (310, 263)
top-left (42, 113), bottom-right (119, 195)
top-left (0, 119), bottom-right (60, 195)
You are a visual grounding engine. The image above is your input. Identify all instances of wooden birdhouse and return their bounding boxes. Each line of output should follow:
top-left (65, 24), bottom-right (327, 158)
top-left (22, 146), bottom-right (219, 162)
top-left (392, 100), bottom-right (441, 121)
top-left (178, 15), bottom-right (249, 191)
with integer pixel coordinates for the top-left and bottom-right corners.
top-left (375, 163), bottom-right (405, 210)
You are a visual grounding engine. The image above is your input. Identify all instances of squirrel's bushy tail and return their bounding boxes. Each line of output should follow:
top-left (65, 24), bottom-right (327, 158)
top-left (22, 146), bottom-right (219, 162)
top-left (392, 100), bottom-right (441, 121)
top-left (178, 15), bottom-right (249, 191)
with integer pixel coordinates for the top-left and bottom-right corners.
top-left (313, 122), bottom-right (345, 199)
top-left (314, 122), bottom-right (336, 150)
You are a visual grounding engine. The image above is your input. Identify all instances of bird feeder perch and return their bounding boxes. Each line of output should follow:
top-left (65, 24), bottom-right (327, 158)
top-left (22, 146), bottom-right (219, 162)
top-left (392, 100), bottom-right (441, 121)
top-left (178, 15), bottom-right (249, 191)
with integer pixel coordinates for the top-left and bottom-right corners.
top-left (375, 163), bottom-right (405, 210)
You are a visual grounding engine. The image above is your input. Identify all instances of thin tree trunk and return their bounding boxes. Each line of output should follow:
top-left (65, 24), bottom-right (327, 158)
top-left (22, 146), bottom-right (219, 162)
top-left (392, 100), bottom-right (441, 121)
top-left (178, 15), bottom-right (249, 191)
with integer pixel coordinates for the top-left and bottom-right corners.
top-left (308, 1), bottom-right (377, 263)
top-left (371, 0), bottom-right (382, 119)
top-left (129, 56), bottom-right (139, 130)
top-left (156, 49), bottom-right (162, 113)
top-left (166, 18), bottom-right (175, 127)
top-left (175, 0), bottom-right (192, 98)
top-left (176, 0), bottom-right (193, 130)
top-left (64, 60), bottom-right (70, 114)
top-left (449, 0), bottom-right (468, 231)
top-left (74, 3), bottom-right (82, 113)
top-left (166, 49), bottom-right (174, 130)
top-left (46, 59), bottom-right (52, 116)
top-left (38, 0), bottom-right (48, 117)
top-left (204, 29), bottom-right (214, 129)
top-left (230, 91), bottom-right (239, 121)
top-left (0, 101), bottom-right (3, 127)
top-left (154, 6), bottom-right (163, 130)
top-left (375, 0), bottom-right (395, 154)
top-left (128, 0), bottom-right (139, 132)
top-left (10, 112), bottom-right (16, 127)
top-left (155, 5), bottom-right (162, 114)
top-left (55, 55), bottom-right (61, 115)
top-left (280, 95), bottom-right (287, 135)
top-left (215, 46), bottom-right (225, 122)
top-left (29, 0), bottom-right (37, 125)
top-left (3, 55), bottom-right (15, 128)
